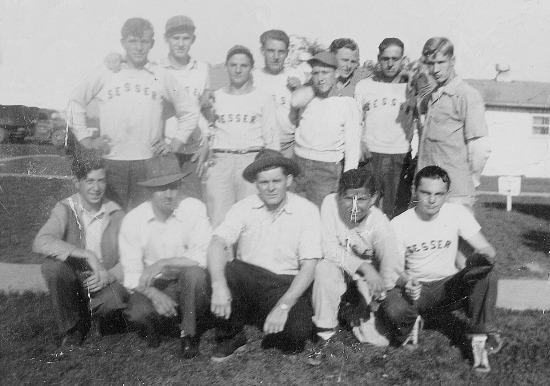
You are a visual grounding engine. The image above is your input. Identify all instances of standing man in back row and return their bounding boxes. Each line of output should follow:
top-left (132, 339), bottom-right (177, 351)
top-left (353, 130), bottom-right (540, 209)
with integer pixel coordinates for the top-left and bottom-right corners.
top-left (293, 52), bottom-right (362, 207)
top-left (417, 37), bottom-right (491, 209)
top-left (253, 29), bottom-right (305, 157)
top-left (69, 17), bottom-right (199, 210)
top-left (355, 38), bottom-right (415, 218)
top-left (161, 15), bottom-right (211, 200)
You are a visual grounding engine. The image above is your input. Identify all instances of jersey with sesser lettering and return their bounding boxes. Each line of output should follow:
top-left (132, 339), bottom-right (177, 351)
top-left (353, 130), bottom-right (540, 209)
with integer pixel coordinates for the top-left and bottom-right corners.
top-left (391, 203), bottom-right (481, 282)
top-left (210, 87), bottom-right (279, 150)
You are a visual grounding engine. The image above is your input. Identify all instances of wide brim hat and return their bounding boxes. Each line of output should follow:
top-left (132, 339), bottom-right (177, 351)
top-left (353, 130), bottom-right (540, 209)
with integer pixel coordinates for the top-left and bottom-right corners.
top-left (137, 154), bottom-right (191, 187)
top-left (242, 149), bottom-right (301, 183)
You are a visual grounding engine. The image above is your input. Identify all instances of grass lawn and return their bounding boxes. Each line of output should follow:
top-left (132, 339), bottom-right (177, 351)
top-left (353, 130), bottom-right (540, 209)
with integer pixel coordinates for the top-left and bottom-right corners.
top-left (1, 175), bottom-right (548, 279)
top-left (1, 293), bottom-right (549, 385)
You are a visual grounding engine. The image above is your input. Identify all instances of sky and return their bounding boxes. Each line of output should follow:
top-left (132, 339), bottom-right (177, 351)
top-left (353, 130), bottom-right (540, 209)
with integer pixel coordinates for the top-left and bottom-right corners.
top-left (1, 0), bottom-right (549, 110)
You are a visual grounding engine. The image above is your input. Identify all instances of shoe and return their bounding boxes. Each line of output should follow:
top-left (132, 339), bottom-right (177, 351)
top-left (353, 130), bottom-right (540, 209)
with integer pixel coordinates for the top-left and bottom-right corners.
top-left (211, 331), bottom-right (247, 363)
top-left (485, 332), bottom-right (503, 355)
top-left (352, 315), bottom-right (390, 346)
top-left (470, 334), bottom-right (491, 373)
top-left (60, 329), bottom-right (85, 348)
top-left (141, 316), bottom-right (160, 348)
top-left (307, 336), bottom-right (331, 366)
top-left (180, 335), bottom-right (200, 359)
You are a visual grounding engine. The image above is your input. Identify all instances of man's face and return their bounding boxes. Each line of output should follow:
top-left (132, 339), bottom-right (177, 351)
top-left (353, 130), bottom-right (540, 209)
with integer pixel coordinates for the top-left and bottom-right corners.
top-left (378, 45), bottom-right (404, 80)
top-left (262, 38), bottom-right (288, 74)
top-left (415, 177), bottom-right (448, 219)
top-left (76, 169), bottom-right (106, 209)
top-left (334, 47), bottom-right (359, 79)
top-left (337, 187), bottom-right (376, 223)
top-left (424, 51), bottom-right (455, 86)
top-left (150, 181), bottom-right (180, 217)
top-left (255, 167), bottom-right (292, 210)
top-left (311, 64), bottom-right (337, 95)
top-left (121, 30), bottom-right (154, 67)
top-left (226, 53), bottom-right (253, 88)
top-left (166, 32), bottom-right (195, 60)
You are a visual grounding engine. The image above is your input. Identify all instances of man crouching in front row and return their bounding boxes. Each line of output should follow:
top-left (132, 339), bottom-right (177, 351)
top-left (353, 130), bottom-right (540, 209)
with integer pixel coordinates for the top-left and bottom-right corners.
top-left (119, 155), bottom-right (212, 358)
top-left (34, 153), bottom-right (127, 348)
top-left (207, 149), bottom-right (322, 361)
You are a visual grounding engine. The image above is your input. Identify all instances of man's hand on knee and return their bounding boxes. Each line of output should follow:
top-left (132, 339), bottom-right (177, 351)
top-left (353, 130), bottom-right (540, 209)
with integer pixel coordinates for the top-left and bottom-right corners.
top-left (263, 303), bottom-right (290, 334)
top-left (142, 287), bottom-right (177, 317)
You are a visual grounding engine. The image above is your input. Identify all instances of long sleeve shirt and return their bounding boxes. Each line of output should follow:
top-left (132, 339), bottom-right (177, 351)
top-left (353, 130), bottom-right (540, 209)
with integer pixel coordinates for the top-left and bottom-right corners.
top-left (162, 57), bottom-right (211, 154)
top-left (320, 193), bottom-right (401, 290)
top-left (119, 198), bottom-right (212, 289)
top-left (68, 62), bottom-right (199, 160)
top-left (294, 95), bottom-right (361, 171)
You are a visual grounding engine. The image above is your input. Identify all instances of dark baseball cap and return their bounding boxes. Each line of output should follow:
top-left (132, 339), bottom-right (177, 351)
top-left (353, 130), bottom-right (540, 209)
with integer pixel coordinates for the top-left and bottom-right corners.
top-left (307, 51), bottom-right (338, 69)
top-left (165, 15), bottom-right (195, 36)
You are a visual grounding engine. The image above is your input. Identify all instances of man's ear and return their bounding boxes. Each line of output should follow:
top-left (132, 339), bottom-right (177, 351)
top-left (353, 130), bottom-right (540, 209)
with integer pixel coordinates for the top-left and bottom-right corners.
top-left (73, 177), bottom-right (80, 191)
top-left (368, 192), bottom-right (379, 207)
top-left (286, 174), bottom-right (294, 188)
top-left (151, 39), bottom-right (155, 49)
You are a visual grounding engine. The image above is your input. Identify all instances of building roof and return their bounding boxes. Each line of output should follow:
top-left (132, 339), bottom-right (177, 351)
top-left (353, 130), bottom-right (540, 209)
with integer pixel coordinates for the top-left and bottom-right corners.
top-left (465, 79), bottom-right (550, 109)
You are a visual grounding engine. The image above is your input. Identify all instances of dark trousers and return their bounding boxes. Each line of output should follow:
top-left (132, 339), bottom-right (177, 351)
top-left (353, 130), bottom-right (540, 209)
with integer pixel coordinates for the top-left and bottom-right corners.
top-left (175, 153), bottom-right (204, 202)
top-left (381, 264), bottom-right (498, 344)
top-left (41, 259), bottom-right (128, 335)
top-left (104, 159), bottom-right (149, 211)
top-left (370, 152), bottom-right (409, 218)
top-left (293, 155), bottom-right (343, 208)
top-left (217, 260), bottom-right (314, 353)
top-left (124, 266), bottom-right (210, 337)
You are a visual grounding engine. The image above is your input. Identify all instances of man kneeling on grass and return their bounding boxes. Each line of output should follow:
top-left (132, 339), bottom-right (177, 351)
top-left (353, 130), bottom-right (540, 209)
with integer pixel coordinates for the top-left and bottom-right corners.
top-left (381, 165), bottom-right (503, 373)
top-left (207, 149), bottom-right (322, 361)
top-left (308, 168), bottom-right (402, 365)
top-left (119, 155), bottom-right (212, 358)
top-left (34, 153), bottom-right (127, 348)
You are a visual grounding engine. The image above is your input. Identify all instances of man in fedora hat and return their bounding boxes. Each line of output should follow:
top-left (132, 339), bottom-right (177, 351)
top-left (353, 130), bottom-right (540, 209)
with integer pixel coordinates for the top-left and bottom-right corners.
top-left (207, 149), bottom-right (322, 362)
top-left (119, 155), bottom-right (212, 358)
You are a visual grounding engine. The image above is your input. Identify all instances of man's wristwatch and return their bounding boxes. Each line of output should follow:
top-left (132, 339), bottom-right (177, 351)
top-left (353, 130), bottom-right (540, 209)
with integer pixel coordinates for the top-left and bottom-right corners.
top-left (279, 303), bottom-right (290, 311)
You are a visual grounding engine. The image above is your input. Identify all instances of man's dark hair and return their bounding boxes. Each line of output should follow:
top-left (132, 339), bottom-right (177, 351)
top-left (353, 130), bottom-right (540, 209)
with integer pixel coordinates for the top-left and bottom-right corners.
top-left (121, 17), bottom-right (154, 39)
top-left (72, 152), bottom-right (105, 180)
top-left (338, 167), bottom-right (378, 196)
top-left (414, 165), bottom-right (451, 191)
top-left (378, 37), bottom-right (404, 55)
top-left (329, 38), bottom-right (358, 53)
top-left (226, 45), bottom-right (254, 66)
top-left (422, 37), bottom-right (454, 59)
top-left (260, 29), bottom-right (290, 49)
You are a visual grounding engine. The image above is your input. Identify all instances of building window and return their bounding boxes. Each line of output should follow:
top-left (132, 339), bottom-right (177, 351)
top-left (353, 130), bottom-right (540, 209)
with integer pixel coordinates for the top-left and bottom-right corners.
top-left (533, 116), bottom-right (549, 135)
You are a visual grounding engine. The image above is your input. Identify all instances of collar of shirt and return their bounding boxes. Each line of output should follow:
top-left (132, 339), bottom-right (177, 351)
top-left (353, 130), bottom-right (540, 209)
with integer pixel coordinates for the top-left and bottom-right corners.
top-left (250, 193), bottom-right (295, 217)
top-left (68, 193), bottom-right (119, 224)
top-left (120, 61), bottom-right (157, 75)
top-left (161, 55), bottom-right (197, 71)
top-left (433, 76), bottom-right (462, 101)
top-left (141, 201), bottom-right (179, 224)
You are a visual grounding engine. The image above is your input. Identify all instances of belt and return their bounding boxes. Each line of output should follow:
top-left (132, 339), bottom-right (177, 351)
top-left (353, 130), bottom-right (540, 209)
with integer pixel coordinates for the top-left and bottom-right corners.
top-left (212, 147), bottom-right (263, 154)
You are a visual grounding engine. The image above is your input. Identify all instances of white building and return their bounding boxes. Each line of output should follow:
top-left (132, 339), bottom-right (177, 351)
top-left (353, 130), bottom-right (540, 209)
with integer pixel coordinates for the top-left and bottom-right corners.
top-left (467, 79), bottom-right (550, 178)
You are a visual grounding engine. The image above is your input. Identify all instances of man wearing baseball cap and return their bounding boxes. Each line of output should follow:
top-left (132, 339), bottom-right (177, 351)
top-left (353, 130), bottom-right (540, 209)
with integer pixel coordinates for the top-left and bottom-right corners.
top-left (292, 51), bottom-right (362, 207)
top-left (207, 149), bottom-right (322, 361)
top-left (161, 15), bottom-right (212, 200)
top-left (119, 155), bottom-right (212, 358)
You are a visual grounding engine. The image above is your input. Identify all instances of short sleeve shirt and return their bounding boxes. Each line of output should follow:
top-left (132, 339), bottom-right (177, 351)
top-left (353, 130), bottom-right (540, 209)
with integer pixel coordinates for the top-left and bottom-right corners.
top-left (213, 193), bottom-right (322, 275)
top-left (391, 203), bottom-right (481, 282)
top-left (418, 77), bottom-right (487, 198)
